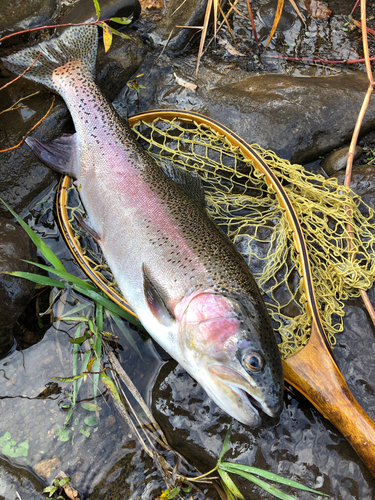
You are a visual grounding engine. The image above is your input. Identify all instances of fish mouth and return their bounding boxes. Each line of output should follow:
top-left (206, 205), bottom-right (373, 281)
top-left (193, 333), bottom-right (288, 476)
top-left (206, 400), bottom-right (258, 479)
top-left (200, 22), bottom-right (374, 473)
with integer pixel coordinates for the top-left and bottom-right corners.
top-left (207, 363), bottom-right (275, 425)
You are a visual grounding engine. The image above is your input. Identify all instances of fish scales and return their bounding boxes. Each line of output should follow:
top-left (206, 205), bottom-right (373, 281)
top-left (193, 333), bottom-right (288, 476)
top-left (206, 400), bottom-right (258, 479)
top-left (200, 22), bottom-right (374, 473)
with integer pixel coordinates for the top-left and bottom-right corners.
top-left (3, 25), bottom-right (284, 426)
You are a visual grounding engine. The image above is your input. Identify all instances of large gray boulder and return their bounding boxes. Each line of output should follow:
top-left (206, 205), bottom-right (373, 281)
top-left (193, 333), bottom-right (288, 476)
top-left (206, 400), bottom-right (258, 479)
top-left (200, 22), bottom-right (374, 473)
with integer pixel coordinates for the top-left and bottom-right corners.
top-left (117, 55), bottom-right (375, 164)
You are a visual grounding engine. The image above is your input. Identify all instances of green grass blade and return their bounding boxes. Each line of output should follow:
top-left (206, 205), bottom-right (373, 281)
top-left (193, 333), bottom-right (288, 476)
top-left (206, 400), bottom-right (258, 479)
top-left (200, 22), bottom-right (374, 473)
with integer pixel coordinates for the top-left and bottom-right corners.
top-left (218, 470), bottom-right (244, 500)
top-left (222, 469), bottom-right (297, 500)
top-left (73, 325), bottom-right (81, 406)
top-left (0, 198), bottom-right (65, 272)
top-left (218, 422), bottom-right (233, 464)
top-left (22, 260), bottom-right (97, 290)
top-left (1, 271), bottom-right (65, 288)
top-left (96, 304), bottom-right (103, 331)
top-left (72, 283), bottom-right (144, 329)
top-left (92, 305), bottom-right (103, 402)
top-left (106, 309), bottom-right (143, 359)
top-left (220, 463), bottom-right (328, 496)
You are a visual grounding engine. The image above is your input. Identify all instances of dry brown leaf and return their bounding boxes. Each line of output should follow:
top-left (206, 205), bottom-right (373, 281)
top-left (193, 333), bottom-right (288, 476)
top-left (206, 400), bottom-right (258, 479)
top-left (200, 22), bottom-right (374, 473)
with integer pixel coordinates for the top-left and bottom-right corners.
top-left (304, 0), bottom-right (332, 19)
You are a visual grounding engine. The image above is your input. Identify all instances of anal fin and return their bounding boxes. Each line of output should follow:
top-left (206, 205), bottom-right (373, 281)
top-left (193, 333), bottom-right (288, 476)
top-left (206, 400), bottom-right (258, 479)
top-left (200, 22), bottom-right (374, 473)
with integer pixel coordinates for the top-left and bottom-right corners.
top-left (25, 133), bottom-right (78, 178)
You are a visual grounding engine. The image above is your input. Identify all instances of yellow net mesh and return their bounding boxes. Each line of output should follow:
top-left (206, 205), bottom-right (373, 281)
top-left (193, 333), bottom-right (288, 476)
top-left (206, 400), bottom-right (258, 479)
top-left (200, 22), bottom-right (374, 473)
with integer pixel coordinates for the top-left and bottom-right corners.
top-left (64, 116), bottom-right (375, 359)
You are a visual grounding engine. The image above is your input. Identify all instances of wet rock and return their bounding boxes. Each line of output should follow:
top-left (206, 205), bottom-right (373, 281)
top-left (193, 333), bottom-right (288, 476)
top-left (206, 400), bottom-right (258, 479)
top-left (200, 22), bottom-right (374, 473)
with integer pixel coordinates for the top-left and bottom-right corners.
top-left (34, 457), bottom-right (61, 480)
top-left (0, 82), bottom-right (70, 217)
top-left (148, 0), bottom-right (209, 52)
top-left (331, 164), bottom-right (375, 211)
top-left (321, 145), bottom-right (363, 176)
top-left (96, 32), bottom-right (147, 101)
top-left (0, 0), bottom-right (60, 38)
top-left (116, 56), bottom-right (375, 164)
top-left (58, 0), bottom-right (141, 26)
top-left (0, 218), bottom-right (37, 358)
top-left (0, 457), bottom-right (46, 500)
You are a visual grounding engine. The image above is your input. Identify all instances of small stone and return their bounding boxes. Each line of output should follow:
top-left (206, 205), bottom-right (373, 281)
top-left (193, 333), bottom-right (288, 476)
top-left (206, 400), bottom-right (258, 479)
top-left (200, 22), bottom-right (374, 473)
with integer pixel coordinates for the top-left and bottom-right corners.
top-left (34, 458), bottom-right (61, 480)
top-left (105, 414), bottom-right (116, 428)
top-left (321, 145), bottom-right (363, 176)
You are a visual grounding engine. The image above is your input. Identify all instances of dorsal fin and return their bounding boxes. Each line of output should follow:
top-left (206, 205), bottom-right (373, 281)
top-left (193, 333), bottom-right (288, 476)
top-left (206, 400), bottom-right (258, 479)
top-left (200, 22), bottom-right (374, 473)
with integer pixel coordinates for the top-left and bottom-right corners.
top-left (142, 263), bottom-right (175, 326)
top-left (160, 161), bottom-right (206, 208)
top-left (25, 133), bottom-right (78, 178)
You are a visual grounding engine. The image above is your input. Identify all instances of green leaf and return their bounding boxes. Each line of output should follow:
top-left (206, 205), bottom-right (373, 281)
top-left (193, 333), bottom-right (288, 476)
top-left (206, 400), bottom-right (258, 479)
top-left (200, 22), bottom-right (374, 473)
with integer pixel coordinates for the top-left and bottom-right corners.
top-left (0, 197), bottom-right (65, 272)
top-left (43, 486), bottom-right (57, 497)
top-left (110, 16), bottom-right (132, 24)
top-left (58, 476), bottom-right (71, 487)
top-left (84, 415), bottom-right (99, 427)
top-left (68, 335), bottom-right (90, 345)
top-left (80, 425), bottom-right (90, 438)
top-left (167, 487), bottom-right (180, 499)
top-left (64, 407), bottom-right (74, 427)
top-left (53, 373), bottom-right (86, 383)
top-left (218, 470), bottom-right (245, 500)
top-left (59, 315), bottom-right (89, 323)
top-left (93, 0), bottom-right (101, 18)
top-left (87, 357), bottom-right (95, 373)
top-left (101, 330), bottom-right (120, 340)
top-left (218, 422), bottom-right (232, 464)
top-left (81, 402), bottom-right (102, 411)
top-left (220, 463), bottom-right (328, 496)
top-left (102, 22), bottom-right (113, 52)
top-left (1, 271), bottom-right (65, 289)
top-left (100, 372), bottom-right (122, 404)
top-left (56, 426), bottom-right (70, 442)
top-left (109, 26), bottom-right (131, 39)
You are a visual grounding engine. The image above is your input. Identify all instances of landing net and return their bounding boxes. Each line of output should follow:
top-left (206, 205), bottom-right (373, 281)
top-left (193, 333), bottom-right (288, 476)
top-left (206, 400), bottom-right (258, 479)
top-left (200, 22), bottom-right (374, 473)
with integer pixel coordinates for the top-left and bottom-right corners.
top-left (64, 116), bottom-right (375, 359)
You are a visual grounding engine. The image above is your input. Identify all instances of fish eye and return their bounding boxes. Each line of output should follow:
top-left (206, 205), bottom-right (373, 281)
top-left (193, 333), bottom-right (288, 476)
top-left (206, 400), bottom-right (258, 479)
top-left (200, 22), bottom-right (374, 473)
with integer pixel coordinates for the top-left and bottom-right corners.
top-left (242, 352), bottom-right (263, 373)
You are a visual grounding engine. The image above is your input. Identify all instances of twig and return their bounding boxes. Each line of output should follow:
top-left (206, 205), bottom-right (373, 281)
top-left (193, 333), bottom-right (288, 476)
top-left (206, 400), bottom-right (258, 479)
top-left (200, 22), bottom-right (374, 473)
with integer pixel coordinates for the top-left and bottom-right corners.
top-left (0, 53), bottom-right (41, 91)
top-left (344, 0), bottom-right (375, 327)
top-left (0, 92), bottom-right (40, 115)
top-left (245, 0), bottom-right (260, 50)
top-left (0, 96), bottom-right (55, 153)
top-left (0, 19), bottom-right (113, 43)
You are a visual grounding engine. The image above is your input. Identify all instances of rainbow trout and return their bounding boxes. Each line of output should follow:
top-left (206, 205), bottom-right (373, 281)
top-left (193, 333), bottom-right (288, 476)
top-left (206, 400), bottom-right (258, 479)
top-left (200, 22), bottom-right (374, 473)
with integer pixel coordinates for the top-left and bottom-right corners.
top-left (3, 26), bottom-right (283, 426)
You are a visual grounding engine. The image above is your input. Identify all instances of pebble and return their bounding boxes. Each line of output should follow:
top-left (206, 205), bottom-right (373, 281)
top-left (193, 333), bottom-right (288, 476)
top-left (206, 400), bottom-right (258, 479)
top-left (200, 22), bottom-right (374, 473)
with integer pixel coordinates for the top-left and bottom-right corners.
top-left (321, 145), bottom-right (363, 176)
top-left (33, 458), bottom-right (61, 479)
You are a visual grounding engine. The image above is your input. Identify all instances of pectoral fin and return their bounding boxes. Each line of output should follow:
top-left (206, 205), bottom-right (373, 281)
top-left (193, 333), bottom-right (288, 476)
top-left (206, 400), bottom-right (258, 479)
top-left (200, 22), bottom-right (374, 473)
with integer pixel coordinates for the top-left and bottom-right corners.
top-left (25, 133), bottom-right (78, 178)
top-left (142, 263), bottom-right (175, 326)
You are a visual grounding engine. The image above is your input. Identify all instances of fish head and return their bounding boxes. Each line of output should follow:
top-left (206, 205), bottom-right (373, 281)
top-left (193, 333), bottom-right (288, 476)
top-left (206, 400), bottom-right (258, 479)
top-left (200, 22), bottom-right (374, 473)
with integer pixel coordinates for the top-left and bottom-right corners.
top-left (175, 291), bottom-right (284, 427)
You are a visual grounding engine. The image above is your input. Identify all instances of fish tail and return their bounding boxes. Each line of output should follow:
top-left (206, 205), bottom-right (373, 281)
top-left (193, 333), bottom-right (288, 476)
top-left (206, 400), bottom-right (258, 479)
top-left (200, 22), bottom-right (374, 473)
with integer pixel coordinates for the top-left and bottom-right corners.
top-left (2, 26), bottom-right (98, 91)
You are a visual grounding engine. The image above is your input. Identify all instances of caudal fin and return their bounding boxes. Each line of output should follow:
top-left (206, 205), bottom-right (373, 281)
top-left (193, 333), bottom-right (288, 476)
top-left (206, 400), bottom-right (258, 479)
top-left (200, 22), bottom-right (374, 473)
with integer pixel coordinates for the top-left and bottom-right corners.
top-left (2, 25), bottom-right (98, 92)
